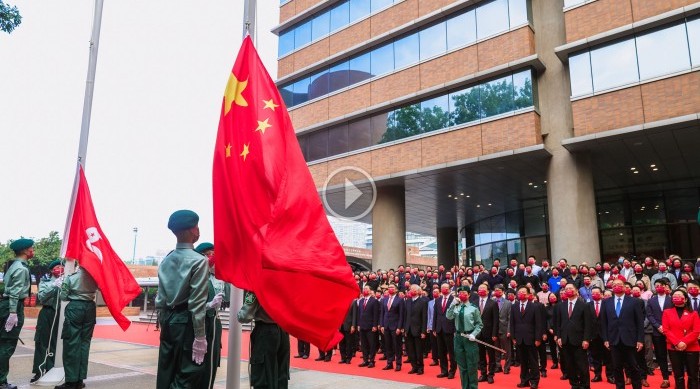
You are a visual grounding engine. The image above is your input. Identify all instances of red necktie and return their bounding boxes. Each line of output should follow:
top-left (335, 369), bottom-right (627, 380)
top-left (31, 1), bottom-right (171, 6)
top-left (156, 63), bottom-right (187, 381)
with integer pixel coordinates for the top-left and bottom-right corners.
top-left (388, 296), bottom-right (393, 311)
top-left (595, 302), bottom-right (600, 317)
top-left (480, 299), bottom-right (485, 313)
top-left (442, 297), bottom-right (447, 313)
top-left (363, 298), bottom-right (368, 310)
top-left (521, 303), bottom-right (525, 314)
top-left (568, 302), bottom-right (573, 318)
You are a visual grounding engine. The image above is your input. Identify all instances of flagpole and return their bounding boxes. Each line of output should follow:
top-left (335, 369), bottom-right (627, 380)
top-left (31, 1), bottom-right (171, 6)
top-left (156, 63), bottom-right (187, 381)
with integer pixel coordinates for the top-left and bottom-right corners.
top-left (37, 0), bottom-right (104, 385)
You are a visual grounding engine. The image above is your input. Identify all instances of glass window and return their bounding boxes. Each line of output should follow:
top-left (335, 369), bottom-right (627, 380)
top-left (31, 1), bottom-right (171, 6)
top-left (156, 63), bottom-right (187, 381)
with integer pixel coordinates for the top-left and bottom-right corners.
top-left (327, 123), bottom-right (349, 156)
top-left (349, 52), bottom-right (371, 83)
top-left (278, 30), bottom-right (295, 56)
top-left (330, 1), bottom-right (350, 32)
top-left (370, 113), bottom-right (389, 145)
top-left (688, 17), bottom-right (700, 67)
top-left (279, 84), bottom-right (294, 107)
top-left (665, 189), bottom-right (699, 223)
top-left (481, 74), bottom-right (514, 118)
top-left (348, 118), bottom-right (372, 150)
top-left (630, 197), bottom-right (665, 226)
top-left (328, 61), bottom-right (350, 93)
top-left (420, 95), bottom-right (450, 133)
top-left (371, 0), bottom-right (393, 12)
top-left (307, 130), bottom-right (328, 161)
top-left (508, 0), bottom-right (529, 27)
top-left (294, 20), bottom-right (312, 48)
top-left (523, 206), bottom-right (546, 236)
top-left (569, 51), bottom-right (593, 97)
top-left (349, 0), bottom-right (371, 22)
top-left (381, 104), bottom-right (421, 143)
top-left (394, 33), bottom-right (420, 69)
top-left (476, 0), bottom-right (510, 40)
top-left (311, 12), bottom-right (330, 41)
top-left (636, 23), bottom-right (690, 80)
top-left (419, 22), bottom-right (447, 60)
top-left (507, 239), bottom-right (524, 261)
top-left (449, 85), bottom-right (481, 125)
top-left (478, 244), bottom-right (493, 262)
top-left (446, 9), bottom-right (476, 50)
top-left (590, 39), bottom-right (639, 92)
top-left (597, 201), bottom-right (627, 229)
top-left (506, 210), bottom-right (523, 238)
top-left (512, 69), bottom-right (533, 109)
top-left (492, 241), bottom-right (508, 261)
top-left (633, 225), bottom-right (667, 259)
top-left (524, 236), bottom-right (548, 261)
top-left (308, 69), bottom-right (329, 100)
top-left (292, 77), bottom-right (310, 106)
top-left (371, 43), bottom-right (394, 77)
top-left (600, 228), bottom-right (633, 261)
top-left (297, 135), bottom-right (308, 161)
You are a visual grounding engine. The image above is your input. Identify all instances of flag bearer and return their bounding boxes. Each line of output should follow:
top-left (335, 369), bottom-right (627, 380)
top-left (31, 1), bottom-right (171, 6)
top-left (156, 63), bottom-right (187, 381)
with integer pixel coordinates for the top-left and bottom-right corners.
top-left (447, 289), bottom-right (483, 389)
top-left (31, 259), bottom-right (64, 382)
top-left (156, 210), bottom-right (209, 389)
top-left (0, 238), bottom-right (33, 389)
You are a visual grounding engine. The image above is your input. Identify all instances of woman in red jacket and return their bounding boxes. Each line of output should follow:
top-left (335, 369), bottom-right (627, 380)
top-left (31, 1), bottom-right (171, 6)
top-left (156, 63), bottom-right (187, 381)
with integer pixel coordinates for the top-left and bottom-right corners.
top-left (661, 289), bottom-right (700, 389)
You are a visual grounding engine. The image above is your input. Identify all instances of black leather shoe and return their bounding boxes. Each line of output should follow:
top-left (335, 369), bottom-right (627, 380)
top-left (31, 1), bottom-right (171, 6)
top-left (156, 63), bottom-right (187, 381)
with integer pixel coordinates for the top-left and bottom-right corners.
top-left (504, 368), bottom-right (510, 375)
top-left (437, 373), bottom-right (448, 378)
top-left (592, 375), bottom-right (602, 382)
top-left (551, 363), bottom-right (558, 369)
top-left (448, 372), bottom-right (455, 379)
top-left (395, 366), bottom-right (402, 372)
top-left (607, 377), bottom-right (615, 384)
top-left (79, 382), bottom-right (85, 389)
top-left (54, 383), bottom-right (79, 389)
top-left (294, 355), bottom-right (303, 358)
top-left (367, 362), bottom-right (375, 368)
top-left (358, 362), bottom-right (368, 367)
top-left (379, 356), bottom-right (387, 360)
top-left (478, 375), bottom-right (488, 382)
top-left (429, 361), bottom-right (439, 366)
top-left (408, 369), bottom-right (417, 374)
top-left (30, 374), bottom-right (41, 383)
top-left (416, 369), bottom-right (424, 375)
top-left (487, 376), bottom-right (494, 384)
top-left (314, 357), bottom-right (324, 361)
top-left (540, 370), bottom-right (547, 378)
top-left (0, 383), bottom-right (17, 389)
top-left (495, 366), bottom-right (503, 373)
top-left (302, 355), bottom-right (309, 359)
top-left (382, 364), bottom-right (393, 370)
top-left (516, 383), bottom-right (528, 388)
top-left (560, 374), bottom-right (568, 380)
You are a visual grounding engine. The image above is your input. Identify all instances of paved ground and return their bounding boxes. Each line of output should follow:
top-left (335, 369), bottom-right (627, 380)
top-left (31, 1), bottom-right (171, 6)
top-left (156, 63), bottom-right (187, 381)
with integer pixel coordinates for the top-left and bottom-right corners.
top-left (9, 318), bottom-right (439, 389)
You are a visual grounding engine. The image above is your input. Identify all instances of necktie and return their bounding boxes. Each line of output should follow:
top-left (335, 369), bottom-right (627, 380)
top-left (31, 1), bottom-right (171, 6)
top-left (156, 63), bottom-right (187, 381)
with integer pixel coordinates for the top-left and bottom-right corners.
top-left (568, 301), bottom-right (573, 318)
top-left (497, 299), bottom-right (501, 309)
top-left (442, 297), bottom-right (447, 313)
top-left (694, 298), bottom-right (698, 311)
top-left (595, 302), bottom-right (600, 317)
top-left (388, 296), bottom-right (393, 311)
top-left (615, 298), bottom-right (621, 317)
top-left (480, 299), bottom-right (485, 313)
top-left (363, 298), bottom-right (368, 310)
top-left (521, 303), bottom-right (525, 314)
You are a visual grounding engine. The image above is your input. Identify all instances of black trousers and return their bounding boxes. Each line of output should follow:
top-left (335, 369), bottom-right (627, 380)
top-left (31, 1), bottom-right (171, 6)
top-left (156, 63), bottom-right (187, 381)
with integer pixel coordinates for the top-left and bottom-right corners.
top-left (383, 328), bottom-right (402, 366)
top-left (296, 340), bottom-right (309, 357)
top-left (610, 344), bottom-right (641, 389)
top-left (405, 332), bottom-right (424, 371)
top-left (478, 337), bottom-right (497, 376)
top-left (668, 350), bottom-right (699, 389)
top-left (562, 343), bottom-right (590, 389)
top-left (537, 341), bottom-right (548, 372)
top-left (652, 335), bottom-right (670, 380)
top-left (589, 338), bottom-right (612, 378)
top-left (635, 344), bottom-right (647, 379)
top-left (339, 328), bottom-right (356, 362)
top-left (359, 329), bottom-right (377, 363)
top-left (517, 343), bottom-right (539, 386)
top-left (429, 332), bottom-right (438, 362)
top-left (545, 335), bottom-right (559, 365)
top-left (436, 331), bottom-right (456, 374)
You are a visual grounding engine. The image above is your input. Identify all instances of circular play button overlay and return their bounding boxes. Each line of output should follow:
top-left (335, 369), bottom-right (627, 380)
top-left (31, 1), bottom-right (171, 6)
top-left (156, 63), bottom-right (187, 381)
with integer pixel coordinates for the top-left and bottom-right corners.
top-left (322, 166), bottom-right (376, 221)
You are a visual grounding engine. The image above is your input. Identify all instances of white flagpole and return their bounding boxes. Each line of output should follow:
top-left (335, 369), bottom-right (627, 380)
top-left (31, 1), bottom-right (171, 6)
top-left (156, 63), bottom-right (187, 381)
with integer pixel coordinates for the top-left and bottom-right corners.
top-left (36, 0), bottom-right (104, 385)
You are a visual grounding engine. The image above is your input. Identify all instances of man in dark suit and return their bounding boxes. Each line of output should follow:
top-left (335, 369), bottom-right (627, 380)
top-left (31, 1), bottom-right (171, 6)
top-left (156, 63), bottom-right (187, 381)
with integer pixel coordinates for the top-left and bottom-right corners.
top-left (588, 287), bottom-right (613, 384)
top-left (601, 279), bottom-right (645, 389)
top-left (475, 283), bottom-right (499, 384)
top-left (511, 286), bottom-right (543, 389)
top-left (338, 298), bottom-right (357, 364)
top-left (404, 284), bottom-right (428, 375)
top-left (379, 284), bottom-right (403, 371)
top-left (357, 285), bottom-right (380, 368)
top-left (646, 279), bottom-right (672, 388)
top-left (554, 283), bottom-right (593, 389)
top-left (433, 283), bottom-right (456, 379)
top-left (493, 284), bottom-right (513, 374)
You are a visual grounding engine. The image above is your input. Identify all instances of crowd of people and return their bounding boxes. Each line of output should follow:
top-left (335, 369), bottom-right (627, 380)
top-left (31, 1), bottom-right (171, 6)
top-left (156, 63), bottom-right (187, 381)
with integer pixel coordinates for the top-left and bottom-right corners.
top-left (299, 256), bottom-right (700, 389)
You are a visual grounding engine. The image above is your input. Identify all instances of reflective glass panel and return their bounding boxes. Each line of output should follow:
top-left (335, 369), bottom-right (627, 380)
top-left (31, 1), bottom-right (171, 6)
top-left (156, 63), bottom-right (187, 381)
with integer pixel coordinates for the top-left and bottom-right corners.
top-left (308, 130), bottom-right (328, 161)
top-left (689, 17), bottom-right (700, 67)
top-left (348, 119), bottom-right (372, 150)
top-left (446, 9), bottom-right (476, 50)
top-left (419, 22), bottom-right (447, 60)
top-left (381, 104), bottom-right (421, 143)
top-left (590, 39), bottom-right (639, 92)
top-left (371, 43), bottom-right (394, 77)
top-left (476, 0), bottom-right (509, 40)
top-left (597, 201), bottom-right (627, 229)
top-left (569, 51), bottom-right (593, 97)
top-left (636, 23), bottom-right (690, 80)
top-left (420, 95), bottom-right (450, 133)
top-left (508, 0), bottom-right (529, 27)
top-left (292, 77), bottom-right (310, 105)
top-left (600, 228), bottom-right (633, 261)
top-left (506, 210), bottom-right (523, 238)
top-left (394, 33), bottom-right (420, 69)
top-left (449, 85), bottom-right (481, 125)
top-left (280, 84), bottom-right (294, 107)
top-left (481, 74), bottom-right (514, 118)
top-left (349, 0), bottom-right (371, 22)
top-left (308, 69), bottom-right (329, 100)
top-left (327, 123), bottom-right (349, 155)
top-left (512, 69), bottom-right (533, 109)
top-left (328, 61), bottom-right (350, 92)
top-left (349, 52), bottom-right (371, 83)
top-left (330, 1), bottom-right (350, 32)
top-left (371, 0), bottom-right (393, 12)
top-left (297, 135), bottom-right (308, 161)
top-left (278, 30), bottom-right (295, 56)
top-left (311, 12), bottom-right (330, 41)
top-left (370, 113), bottom-right (389, 145)
top-left (294, 20), bottom-right (312, 48)
top-left (523, 206), bottom-right (546, 236)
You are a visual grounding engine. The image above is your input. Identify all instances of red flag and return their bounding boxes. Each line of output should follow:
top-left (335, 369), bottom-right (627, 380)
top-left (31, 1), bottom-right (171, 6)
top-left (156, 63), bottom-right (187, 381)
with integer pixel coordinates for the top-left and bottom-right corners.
top-left (64, 165), bottom-right (142, 331)
top-left (213, 36), bottom-right (358, 351)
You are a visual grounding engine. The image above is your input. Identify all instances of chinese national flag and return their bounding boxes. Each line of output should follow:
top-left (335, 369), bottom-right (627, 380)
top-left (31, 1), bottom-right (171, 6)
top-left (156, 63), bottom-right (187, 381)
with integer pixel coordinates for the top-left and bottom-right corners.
top-left (64, 165), bottom-right (142, 331)
top-left (213, 36), bottom-right (358, 351)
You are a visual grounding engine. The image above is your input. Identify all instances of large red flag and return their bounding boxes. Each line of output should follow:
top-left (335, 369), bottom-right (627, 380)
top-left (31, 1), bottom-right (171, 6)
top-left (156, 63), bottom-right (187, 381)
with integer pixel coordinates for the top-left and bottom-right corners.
top-left (64, 165), bottom-right (142, 331)
top-left (213, 36), bottom-right (358, 350)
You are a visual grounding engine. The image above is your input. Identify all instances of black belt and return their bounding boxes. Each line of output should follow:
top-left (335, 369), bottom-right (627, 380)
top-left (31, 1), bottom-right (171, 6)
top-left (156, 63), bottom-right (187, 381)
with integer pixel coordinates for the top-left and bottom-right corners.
top-left (68, 299), bottom-right (95, 304)
top-left (165, 303), bottom-right (188, 312)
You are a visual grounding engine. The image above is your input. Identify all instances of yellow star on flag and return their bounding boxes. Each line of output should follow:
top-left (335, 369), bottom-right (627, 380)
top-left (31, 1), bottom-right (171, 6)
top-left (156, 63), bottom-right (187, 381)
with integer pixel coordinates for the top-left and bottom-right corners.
top-left (263, 99), bottom-right (279, 111)
top-left (240, 143), bottom-right (250, 161)
top-left (224, 73), bottom-right (248, 115)
top-left (225, 143), bottom-right (232, 158)
top-left (255, 118), bottom-right (272, 134)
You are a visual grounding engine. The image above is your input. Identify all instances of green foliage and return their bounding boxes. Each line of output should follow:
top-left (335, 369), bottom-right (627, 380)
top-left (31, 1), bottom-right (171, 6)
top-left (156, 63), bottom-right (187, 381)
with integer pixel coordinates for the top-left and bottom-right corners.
top-left (0, 0), bottom-right (21, 34)
top-left (1, 231), bottom-right (62, 279)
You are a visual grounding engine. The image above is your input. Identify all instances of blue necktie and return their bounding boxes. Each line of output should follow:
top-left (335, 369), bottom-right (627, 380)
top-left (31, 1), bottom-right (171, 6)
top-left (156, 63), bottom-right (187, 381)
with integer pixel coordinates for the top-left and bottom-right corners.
top-left (615, 298), bottom-right (621, 317)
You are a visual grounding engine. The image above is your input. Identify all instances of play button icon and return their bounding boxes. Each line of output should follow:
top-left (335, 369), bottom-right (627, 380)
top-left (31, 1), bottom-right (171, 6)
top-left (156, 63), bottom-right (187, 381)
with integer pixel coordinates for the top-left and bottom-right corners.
top-left (322, 166), bottom-right (376, 221)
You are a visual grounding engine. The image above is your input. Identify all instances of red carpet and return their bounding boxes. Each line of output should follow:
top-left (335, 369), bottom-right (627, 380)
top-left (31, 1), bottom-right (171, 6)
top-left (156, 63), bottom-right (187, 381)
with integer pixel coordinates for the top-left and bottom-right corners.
top-left (92, 323), bottom-right (669, 388)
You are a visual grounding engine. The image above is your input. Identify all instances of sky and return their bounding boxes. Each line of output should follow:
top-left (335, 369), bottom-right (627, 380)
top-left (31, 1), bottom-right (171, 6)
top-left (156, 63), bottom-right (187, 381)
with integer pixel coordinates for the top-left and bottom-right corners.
top-left (0, 0), bottom-right (280, 259)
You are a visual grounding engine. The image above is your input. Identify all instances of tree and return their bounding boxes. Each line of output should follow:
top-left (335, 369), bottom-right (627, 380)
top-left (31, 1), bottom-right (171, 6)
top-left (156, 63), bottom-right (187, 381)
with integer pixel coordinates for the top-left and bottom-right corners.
top-left (0, 231), bottom-right (62, 280)
top-left (0, 0), bottom-right (21, 34)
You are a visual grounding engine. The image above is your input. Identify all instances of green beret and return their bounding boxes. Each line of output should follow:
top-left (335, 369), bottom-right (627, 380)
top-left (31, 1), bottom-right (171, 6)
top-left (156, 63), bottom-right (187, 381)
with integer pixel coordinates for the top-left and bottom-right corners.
top-left (48, 259), bottom-right (62, 270)
top-left (167, 210), bottom-right (199, 232)
top-left (195, 242), bottom-right (214, 254)
top-left (9, 238), bottom-right (34, 252)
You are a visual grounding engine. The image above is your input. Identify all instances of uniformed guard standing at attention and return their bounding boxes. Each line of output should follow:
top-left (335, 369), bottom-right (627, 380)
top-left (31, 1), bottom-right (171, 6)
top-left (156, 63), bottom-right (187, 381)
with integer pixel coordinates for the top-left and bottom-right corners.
top-left (0, 238), bottom-right (33, 389)
top-left (194, 242), bottom-right (226, 389)
top-left (238, 290), bottom-right (290, 389)
top-left (55, 262), bottom-right (98, 389)
top-left (156, 210), bottom-right (209, 389)
top-left (31, 259), bottom-right (64, 383)
top-left (447, 289), bottom-right (484, 389)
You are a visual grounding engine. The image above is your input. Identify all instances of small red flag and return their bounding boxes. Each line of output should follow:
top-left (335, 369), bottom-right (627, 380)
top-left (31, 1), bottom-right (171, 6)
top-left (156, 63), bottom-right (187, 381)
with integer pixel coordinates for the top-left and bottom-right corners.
top-left (64, 165), bottom-right (142, 331)
top-left (213, 36), bottom-right (358, 350)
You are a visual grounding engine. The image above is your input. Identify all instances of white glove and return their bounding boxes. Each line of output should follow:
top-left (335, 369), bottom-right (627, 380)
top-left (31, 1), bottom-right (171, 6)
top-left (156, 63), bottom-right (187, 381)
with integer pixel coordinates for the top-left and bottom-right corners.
top-left (192, 336), bottom-right (208, 364)
top-left (4, 313), bottom-right (18, 332)
top-left (53, 276), bottom-right (64, 288)
top-left (207, 293), bottom-right (224, 310)
top-left (467, 334), bottom-right (476, 341)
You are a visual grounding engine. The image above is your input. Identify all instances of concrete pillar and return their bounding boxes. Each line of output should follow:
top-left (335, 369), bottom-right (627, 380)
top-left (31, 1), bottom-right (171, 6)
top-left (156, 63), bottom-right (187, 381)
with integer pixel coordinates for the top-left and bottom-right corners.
top-left (437, 227), bottom-right (458, 266)
top-left (532, 0), bottom-right (600, 264)
top-left (371, 186), bottom-right (406, 270)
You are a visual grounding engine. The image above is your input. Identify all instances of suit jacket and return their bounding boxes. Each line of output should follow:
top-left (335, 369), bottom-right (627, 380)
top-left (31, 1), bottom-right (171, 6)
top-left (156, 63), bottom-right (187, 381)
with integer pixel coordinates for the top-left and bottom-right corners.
top-left (357, 296), bottom-right (380, 330)
top-left (433, 295), bottom-right (456, 334)
top-left (342, 299), bottom-right (358, 331)
top-left (494, 297), bottom-right (512, 336)
top-left (661, 308), bottom-right (700, 351)
top-left (554, 298), bottom-right (593, 346)
top-left (380, 294), bottom-right (404, 330)
top-left (404, 296), bottom-right (428, 336)
top-left (647, 295), bottom-right (673, 336)
top-left (601, 295), bottom-right (644, 347)
top-left (510, 300), bottom-right (543, 345)
top-left (473, 273), bottom-right (489, 288)
top-left (476, 298), bottom-right (499, 340)
top-left (588, 300), bottom-right (604, 340)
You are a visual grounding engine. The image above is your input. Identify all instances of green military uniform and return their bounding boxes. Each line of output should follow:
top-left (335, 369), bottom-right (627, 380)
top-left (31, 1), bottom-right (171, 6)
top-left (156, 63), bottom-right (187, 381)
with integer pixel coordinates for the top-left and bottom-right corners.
top-left (237, 291), bottom-right (290, 389)
top-left (60, 266), bottom-right (98, 387)
top-left (198, 274), bottom-right (225, 389)
top-left (447, 299), bottom-right (483, 389)
top-left (32, 261), bottom-right (62, 378)
top-left (0, 254), bottom-right (30, 386)
top-left (155, 242), bottom-right (208, 389)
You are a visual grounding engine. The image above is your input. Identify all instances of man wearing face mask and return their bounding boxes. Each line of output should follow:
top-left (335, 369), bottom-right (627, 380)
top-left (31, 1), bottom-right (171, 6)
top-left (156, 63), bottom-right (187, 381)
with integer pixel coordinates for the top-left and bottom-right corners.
top-left (588, 287), bottom-right (613, 384)
top-left (486, 267), bottom-right (503, 290)
top-left (476, 284), bottom-right (499, 384)
top-left (647, 279), bottom-right (672, 388)
top-left (538, 261), bottom-right (551, 284)
top-left (522, 267), bottom-right (540, 293)
top-left (380, 284), bottom-right (403, 371)
top-left (527, 256), bottom-right (541, 277)
top-left (554, 284), bottom-right (592, 389)
top-left (620, 260), bottom-right (634, 281)
top-left (601, 279), bottom-right (645, 389)
top-left (670, 256), bottom-right (683, 281)
top-left (403, 284), bottom-right (428, 375)
top-left (651, 263), bottom-right (678, 290)
top-left (447, 289), bottom-right (483, 389)
top-left (628, 265), bottom-right (651, 292)
top-left (589, 268), bottom-right (604, 289)
top-left (579, 276), bottom-right (593, 302)
top-left (31, 259), bottom-right (64, 383)
top-left (433, 283), bottom-right (456, 379)
top-left (357, 285), bottom-right (380, 368)
top-left (548, 269), bottom-right (562, 294)
top-left (493, 285), bottom-right (513, 374)
top-left (566, 266), bottom-right (582, 289)
top-left (510, 286), bottom-right (543, 389)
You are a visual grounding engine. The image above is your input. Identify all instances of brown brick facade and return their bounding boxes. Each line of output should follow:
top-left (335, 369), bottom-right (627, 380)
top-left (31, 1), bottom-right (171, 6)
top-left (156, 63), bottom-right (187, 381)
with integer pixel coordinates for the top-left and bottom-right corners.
top-left (419, 45), bottom-right (479, 89)
top-left (477, 26), bottom-right (535, 71)
top-left (640, 71), bottom-right (700, 123)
